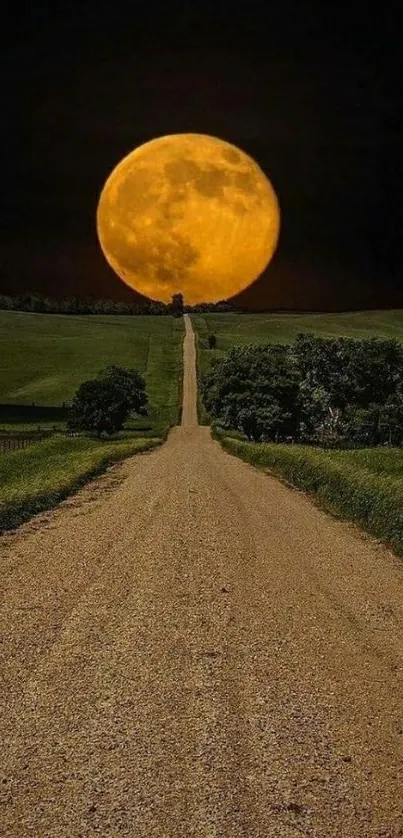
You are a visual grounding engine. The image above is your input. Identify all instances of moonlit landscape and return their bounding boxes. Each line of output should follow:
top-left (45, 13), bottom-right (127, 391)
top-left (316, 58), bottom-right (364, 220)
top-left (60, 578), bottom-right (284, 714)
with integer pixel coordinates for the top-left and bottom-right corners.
top-left (1, 4), bottom-right (403, 836)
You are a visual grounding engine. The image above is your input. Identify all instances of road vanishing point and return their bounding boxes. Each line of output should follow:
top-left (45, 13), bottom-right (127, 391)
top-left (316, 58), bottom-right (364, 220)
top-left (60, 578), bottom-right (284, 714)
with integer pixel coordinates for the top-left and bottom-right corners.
top-left (1, 314), bottom-right (403, 836)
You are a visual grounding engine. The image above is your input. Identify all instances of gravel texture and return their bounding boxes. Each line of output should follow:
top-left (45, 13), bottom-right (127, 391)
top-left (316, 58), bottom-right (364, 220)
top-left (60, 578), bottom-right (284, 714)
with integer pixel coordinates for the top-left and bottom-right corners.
top-left (1, 314), bottom-right (403, 836)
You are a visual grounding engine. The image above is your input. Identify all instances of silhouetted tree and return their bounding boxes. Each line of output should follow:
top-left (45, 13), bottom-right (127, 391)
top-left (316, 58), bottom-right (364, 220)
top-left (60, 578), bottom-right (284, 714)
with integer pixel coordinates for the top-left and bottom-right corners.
top-left (168, 293), bottom-right (184, 317)
top-left (148, 300), bottom-right (169, 315)
top-left (0, 295), bottom-right (15, 310)
top-left (0, 293), bottom-right (169, 316)
top-left (183, 299), bottom-right (236, 313)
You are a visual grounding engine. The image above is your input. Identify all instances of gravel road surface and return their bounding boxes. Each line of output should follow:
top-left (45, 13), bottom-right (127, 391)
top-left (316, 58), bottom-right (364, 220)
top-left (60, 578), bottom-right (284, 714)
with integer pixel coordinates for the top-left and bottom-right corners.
top-left (1, 314), bottom-right (402, 836)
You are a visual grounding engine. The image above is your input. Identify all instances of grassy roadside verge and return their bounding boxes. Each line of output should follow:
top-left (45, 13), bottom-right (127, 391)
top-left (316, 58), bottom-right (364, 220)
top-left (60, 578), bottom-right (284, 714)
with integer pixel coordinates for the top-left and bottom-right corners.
top-left (0, 435), bottom-right (162, 532)
top-left (212, 426), bottom-right (403, 558)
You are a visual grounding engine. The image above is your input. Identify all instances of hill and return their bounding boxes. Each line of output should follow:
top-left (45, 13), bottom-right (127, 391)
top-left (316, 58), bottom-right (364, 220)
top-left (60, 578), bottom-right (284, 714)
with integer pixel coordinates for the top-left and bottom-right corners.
top-left (192, 310), bottom-right (403, 377)
top-left (0, 311), bottom-right (184, 436)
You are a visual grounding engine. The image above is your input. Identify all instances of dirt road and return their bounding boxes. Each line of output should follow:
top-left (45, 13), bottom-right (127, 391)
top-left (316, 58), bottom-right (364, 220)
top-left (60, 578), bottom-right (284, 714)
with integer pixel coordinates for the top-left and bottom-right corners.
top-left (1, 314), bottom-right (403, 836)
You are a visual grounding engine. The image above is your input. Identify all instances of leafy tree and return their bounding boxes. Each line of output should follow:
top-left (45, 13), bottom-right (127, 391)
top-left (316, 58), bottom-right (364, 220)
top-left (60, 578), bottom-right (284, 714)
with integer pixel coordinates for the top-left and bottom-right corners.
top-left (341, 404), bottom-right (382, 447)
top-left (68, 366), bottom-right (147, 436)
top-left (237, 402), bottom-right (290, 442)
top-left (202, 334), bottom-right (403, 448)
top-left (67, 379), bottom-right (130, 436)
top-left (201, 344), bottom-right (300, 441)
top-left (297, 380), bottom-right (331, 441)
top-left (377, 383), bottom-right (403, 446)
top-left (292, 333), bottom-right (403, 411)
top-left (99, 365), bottom-right (148, 416)
top-left (291, 333), bottom-right (403, 445)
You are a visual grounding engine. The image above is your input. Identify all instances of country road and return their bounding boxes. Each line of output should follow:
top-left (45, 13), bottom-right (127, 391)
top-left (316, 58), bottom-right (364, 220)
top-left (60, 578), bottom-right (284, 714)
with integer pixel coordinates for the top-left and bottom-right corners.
top-left (1, 314), bottom-right (403, 837)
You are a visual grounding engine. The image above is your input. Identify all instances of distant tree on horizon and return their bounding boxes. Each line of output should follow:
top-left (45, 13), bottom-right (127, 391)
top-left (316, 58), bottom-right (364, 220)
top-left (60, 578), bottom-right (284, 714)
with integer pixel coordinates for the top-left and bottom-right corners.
top-left (0, 292), bottom-right (244, 316)
top-left (168, 293), bottom-right (184, 317)
top-left (0, 293), bottom-right (170, 316)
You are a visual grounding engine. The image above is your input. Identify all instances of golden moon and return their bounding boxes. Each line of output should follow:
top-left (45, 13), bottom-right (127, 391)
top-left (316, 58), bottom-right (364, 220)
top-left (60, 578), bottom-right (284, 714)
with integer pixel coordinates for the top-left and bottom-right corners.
top-left (96, 133), bottom-right (280, 304)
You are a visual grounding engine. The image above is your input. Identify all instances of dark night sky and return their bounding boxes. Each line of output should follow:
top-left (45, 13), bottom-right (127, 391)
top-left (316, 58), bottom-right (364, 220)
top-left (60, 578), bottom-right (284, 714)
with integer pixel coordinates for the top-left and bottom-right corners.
top-left (2, 2), bottom-right (402, 310)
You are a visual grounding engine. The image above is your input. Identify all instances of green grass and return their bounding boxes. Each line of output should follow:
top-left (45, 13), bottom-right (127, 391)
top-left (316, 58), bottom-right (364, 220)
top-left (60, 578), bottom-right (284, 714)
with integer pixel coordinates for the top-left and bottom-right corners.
top-left (329, 446), bottom-right (403, 478)
top-left (213, 426), bottom-right (403, 558)
top-left (0, 311), bottom-right (184, 436)
top-left (0, 434), bottom-right (162, 532)
top-left (191, 310), bottom-right (403, 378)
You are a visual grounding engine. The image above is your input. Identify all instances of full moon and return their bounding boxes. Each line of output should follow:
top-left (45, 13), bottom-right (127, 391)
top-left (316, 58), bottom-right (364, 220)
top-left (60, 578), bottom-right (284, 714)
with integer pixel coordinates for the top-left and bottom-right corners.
top-left (96, 133), bottom-right (280, 304)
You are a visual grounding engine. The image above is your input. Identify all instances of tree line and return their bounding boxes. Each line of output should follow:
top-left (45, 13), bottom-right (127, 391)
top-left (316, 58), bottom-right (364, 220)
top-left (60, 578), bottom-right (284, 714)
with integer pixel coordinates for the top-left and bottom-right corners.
top-left (0, 292), bottom-right (236, 316)
top-left (201, 334), bottom-right (403, 448)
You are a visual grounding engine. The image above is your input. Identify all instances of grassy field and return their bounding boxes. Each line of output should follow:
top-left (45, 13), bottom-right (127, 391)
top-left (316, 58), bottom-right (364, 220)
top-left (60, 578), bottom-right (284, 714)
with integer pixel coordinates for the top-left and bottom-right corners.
top-left (193, 309), bottom-right (403, 424)
top-left (192, 309), bottom-right (403, 379)
top-left (0, 435), bottom-right (161, 532)
top-left (0, 311), bottom-right (184, 436)
top-left (0, 309), bottom-right (185, 529)
top-left (330, 446), bottom-right (403, 478)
